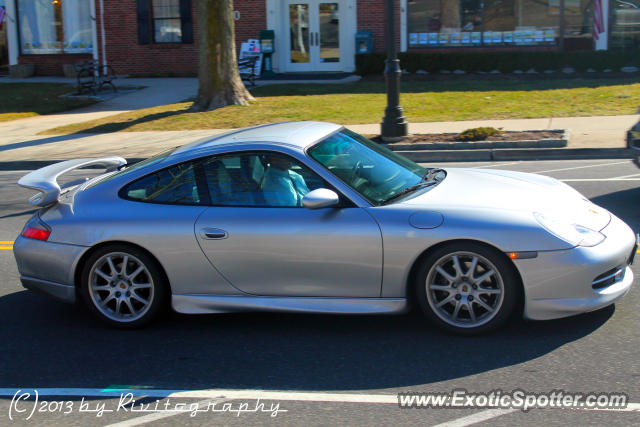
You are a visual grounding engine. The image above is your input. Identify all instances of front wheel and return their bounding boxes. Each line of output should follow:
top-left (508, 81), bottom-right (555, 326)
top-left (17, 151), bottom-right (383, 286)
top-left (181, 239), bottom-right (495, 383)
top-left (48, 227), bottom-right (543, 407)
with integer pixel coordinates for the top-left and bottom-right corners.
top-left (80, 244), bottom-right (168, 328)
top-left (416, 242), bottom-right (520, 335)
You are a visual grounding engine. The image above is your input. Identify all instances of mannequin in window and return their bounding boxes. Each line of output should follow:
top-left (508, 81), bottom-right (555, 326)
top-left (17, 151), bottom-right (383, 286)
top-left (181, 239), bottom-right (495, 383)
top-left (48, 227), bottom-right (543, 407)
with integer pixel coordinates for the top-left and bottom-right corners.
top-left (261, 154), bottom-right (310, 207)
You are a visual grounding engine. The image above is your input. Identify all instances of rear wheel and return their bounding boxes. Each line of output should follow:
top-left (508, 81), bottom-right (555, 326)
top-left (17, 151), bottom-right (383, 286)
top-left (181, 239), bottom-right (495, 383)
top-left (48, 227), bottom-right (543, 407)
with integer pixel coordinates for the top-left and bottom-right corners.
top-left (80, 244), bottom-right (167, 328)
top-left (416, 242), bottom-right (519, 335)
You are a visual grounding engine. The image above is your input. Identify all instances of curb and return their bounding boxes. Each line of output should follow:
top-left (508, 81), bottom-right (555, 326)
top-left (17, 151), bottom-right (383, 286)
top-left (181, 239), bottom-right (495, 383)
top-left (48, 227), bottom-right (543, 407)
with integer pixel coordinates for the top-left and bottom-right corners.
top-left (387, 130), bottom-right (569, 151)
top-left (395, 148), bottom-right (636, 162)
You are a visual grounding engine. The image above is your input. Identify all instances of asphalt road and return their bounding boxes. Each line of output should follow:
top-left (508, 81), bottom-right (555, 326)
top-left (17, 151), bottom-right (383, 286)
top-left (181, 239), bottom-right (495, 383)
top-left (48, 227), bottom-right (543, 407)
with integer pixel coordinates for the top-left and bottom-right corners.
top-left (1, 158), bottom-right (639, 426)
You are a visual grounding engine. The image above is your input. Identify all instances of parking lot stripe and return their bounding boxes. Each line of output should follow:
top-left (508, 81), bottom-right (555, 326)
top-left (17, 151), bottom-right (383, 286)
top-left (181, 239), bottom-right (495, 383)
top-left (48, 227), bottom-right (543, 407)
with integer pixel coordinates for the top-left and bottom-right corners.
top-left (611, 173), bottom-right (640, 179)
top-left (560, 179), bottom-right (640, 182)
top-left (431, 408), bottom-right (519, 427)
top-left (472, 162), bottom-right (522, 169)
top-left (1, 389), bottom-right (639, 410)
top-left (104, 399), bottom-right (223, 427)
top-left (532, 161), bottom-right (631, 174)
top-left (0, 241), bottom-right (14, 244)
top-left (0, 246), bottom-right (13, 250)
top-left (0, 388), bottom-right (397, 404)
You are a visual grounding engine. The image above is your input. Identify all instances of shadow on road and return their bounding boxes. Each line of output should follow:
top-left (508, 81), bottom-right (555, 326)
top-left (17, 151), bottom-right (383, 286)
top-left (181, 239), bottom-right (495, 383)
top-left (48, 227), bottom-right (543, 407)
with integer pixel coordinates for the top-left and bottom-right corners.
top-left (592, 186), bottom-right (640, 232)
top-left (0, 290), bottom-right (613, 391)
top-left (0, 133), bottom-right (91, 153)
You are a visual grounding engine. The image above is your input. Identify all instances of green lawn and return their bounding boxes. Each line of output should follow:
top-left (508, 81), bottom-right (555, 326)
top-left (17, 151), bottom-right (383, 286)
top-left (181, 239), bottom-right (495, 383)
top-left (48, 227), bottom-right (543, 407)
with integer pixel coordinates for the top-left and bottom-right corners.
top-left (41, 77), bottom-right (640, 135)
top-left (0, 83), bottom-right (97, 122)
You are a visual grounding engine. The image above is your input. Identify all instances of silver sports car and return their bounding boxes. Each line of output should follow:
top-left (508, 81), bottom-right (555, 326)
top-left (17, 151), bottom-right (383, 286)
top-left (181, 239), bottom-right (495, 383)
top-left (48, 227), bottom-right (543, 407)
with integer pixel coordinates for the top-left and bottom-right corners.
top-left (14, 122), bottom-right (636, 334)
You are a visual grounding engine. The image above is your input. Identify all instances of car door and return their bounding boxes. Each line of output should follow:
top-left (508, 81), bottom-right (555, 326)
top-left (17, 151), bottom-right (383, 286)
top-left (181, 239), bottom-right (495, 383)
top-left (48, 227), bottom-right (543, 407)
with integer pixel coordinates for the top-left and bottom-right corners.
top-left (194, 150), bottom-right (383, 297)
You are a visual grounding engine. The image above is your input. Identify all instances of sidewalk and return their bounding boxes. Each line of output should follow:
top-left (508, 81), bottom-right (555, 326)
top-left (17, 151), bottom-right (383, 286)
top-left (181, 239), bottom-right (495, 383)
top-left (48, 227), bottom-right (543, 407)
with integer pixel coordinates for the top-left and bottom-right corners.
top-left (1, 75), bottom-right (638, 162)
top-left (0, 115), bottom-right (638, 163)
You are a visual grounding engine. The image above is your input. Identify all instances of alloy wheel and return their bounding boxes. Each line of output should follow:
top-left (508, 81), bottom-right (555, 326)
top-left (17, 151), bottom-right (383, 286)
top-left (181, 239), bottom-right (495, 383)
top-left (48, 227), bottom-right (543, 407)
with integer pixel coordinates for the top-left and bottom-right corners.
top-left (425, 251), bottom-right (505, 328)
top-left (88, 252), bottom-right (155, 322)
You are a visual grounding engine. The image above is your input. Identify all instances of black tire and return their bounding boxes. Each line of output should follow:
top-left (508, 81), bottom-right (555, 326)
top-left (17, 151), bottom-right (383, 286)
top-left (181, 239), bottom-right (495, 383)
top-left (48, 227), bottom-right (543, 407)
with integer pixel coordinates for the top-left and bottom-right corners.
top-left (415, 241), bottom-right (520, 335)
top-left (80, 244), bottom-right (168, 328)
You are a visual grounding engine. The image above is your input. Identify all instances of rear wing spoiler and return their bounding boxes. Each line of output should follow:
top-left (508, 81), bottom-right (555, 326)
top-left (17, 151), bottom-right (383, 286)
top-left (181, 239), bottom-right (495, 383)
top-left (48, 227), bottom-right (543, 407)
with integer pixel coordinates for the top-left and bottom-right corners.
top-left (17, 157), bottom-right (127, 207)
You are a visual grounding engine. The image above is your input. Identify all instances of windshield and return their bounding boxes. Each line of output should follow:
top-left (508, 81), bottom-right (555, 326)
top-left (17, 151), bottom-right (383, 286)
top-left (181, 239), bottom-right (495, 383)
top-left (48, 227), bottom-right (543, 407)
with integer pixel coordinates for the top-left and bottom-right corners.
top-left (308, 129), bottom-right (429, 205)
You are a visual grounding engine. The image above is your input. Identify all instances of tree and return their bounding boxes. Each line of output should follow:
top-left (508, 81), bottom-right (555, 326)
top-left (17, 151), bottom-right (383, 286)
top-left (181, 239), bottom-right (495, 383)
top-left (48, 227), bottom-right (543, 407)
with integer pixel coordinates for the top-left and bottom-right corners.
top-left (194, 0), bottom-right (255, 111)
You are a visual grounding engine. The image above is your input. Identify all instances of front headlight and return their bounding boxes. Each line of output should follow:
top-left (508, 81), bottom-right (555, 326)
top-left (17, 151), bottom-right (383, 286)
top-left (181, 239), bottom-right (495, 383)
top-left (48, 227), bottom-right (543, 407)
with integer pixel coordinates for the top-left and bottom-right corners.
top-left (534, 212), bottom-right (605, 247)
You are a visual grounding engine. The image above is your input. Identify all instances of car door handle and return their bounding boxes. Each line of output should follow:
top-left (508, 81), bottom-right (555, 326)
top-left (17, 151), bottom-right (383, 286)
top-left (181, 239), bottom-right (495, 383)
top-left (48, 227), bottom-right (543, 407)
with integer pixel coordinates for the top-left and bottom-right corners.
top-left (200, 228), bottom-right (228, 240)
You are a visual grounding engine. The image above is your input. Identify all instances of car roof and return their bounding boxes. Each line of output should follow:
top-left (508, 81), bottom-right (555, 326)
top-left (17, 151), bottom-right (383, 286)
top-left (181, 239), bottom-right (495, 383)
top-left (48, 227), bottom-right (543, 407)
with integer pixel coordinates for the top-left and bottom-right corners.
top-left (172, 121), bottom-right (343, 156)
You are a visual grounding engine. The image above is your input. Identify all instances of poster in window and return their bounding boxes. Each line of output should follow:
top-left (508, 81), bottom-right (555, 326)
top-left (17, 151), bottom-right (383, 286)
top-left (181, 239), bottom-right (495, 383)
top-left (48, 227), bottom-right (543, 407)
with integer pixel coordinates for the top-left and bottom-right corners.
top-left (471, 32), bottom-right (481, 44)
top-left (428, 33), bottom-right (439, 45)
top-left (526, 30), bottom-right (536, 44)
top-left (544, 29), bottom-right (556, 42)
top-left (409, 33), bottom-right (419, 45)
top-left (503, 31), bottom-right (514, 43)
top-left (492, 32), bottom-right (502, 44)
top-left (534, 30), bottom-right (544, 43)
top-left (419, 33), bottom-right (428, 45)
top-left (514, 31), bottom-right (524, 44)
top-left (439, 33), bottom-right (450, 45)
top-left (450, 33), bottom-right (461, 44)
top-left (461, 32), bottom-right (471, 44)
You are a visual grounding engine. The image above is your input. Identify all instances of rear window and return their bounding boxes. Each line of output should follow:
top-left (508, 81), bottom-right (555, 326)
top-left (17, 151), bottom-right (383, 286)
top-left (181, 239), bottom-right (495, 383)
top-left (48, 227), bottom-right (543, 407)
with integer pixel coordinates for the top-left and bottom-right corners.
top-left (86, 149), bottom-right (175, 189)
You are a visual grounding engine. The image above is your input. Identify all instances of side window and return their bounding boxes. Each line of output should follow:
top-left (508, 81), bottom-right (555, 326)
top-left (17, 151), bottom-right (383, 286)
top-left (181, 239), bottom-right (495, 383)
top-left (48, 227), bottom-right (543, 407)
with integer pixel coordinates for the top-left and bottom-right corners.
top-left (202, 152), bottom-right (325, 207)
top-left (123, 161), bottom-right (201, 204)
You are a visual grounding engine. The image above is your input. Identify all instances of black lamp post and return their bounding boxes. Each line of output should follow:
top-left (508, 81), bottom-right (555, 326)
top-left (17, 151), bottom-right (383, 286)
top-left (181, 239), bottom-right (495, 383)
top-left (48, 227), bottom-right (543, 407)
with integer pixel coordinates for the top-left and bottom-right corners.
top-left (381, 0), bottom-right (408, 141)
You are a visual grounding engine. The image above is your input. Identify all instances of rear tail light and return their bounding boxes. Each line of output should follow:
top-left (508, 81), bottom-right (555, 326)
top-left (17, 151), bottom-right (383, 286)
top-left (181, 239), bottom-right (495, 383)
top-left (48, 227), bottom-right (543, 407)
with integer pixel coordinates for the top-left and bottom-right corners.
top-left (21, 216), bottom-right (51, 241)
top-left (22, 227), bottom-right (51, 241)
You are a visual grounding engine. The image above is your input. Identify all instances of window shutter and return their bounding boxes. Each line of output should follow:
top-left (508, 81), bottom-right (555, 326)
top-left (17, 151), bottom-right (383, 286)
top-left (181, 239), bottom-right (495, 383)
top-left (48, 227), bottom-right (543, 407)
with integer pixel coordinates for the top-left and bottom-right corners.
top-left (180, 0), bottom-right (194, 44)
top-left (137, 0), bottom-right (150, 45)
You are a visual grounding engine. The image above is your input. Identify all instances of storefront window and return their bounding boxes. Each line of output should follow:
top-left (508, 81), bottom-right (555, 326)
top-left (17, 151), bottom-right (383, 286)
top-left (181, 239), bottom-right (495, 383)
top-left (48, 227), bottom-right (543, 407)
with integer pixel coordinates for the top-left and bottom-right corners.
top-left (408, 0), bottom-right (561, 48)
top-left (611, 0), bottom-right (640, 49)
top-left (17, 0), bottom-right (92, 54)
top-left (519, 0), bottom-right (560, 45)
top-left (563, 0), bottom-right (594, 49)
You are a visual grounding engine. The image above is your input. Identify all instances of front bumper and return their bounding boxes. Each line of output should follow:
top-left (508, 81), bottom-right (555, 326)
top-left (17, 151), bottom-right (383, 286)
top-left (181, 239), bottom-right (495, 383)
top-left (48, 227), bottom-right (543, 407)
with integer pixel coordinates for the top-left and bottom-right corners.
top-left (517, 214), bottom-right (636, 320)
top-left (13, 235), bottom-right (87, 303)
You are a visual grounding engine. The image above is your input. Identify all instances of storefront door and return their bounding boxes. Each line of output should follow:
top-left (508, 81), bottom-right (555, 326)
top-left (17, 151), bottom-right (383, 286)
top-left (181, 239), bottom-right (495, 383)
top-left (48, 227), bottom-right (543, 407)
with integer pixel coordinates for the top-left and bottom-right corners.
top-left (285, 0), bottom-right (344, 72)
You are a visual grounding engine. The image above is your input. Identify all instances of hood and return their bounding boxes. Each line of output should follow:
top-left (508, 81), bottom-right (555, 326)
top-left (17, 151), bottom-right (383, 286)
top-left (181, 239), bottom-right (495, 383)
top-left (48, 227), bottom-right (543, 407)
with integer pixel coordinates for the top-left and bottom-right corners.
top-left (400, 168), bottom-right (611, 231)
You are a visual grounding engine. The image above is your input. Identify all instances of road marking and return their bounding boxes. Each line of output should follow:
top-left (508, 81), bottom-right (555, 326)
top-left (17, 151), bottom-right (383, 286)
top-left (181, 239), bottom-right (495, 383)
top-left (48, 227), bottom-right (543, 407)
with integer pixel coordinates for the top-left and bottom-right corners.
top-left (104, 399), bottom-right (222, 427)
top-left (431, 408), bottom-right (519, 427)
top-left (472, 162), bottom-right (522, 169)
top-left (586, 403), bottom-right (640, 412)
top-left (1, 388), bottom-right (639, 409)
top-left (432, 404), bottom-right (640, 427)
top-left (611, 173), bottom-right (640, 179)
top-left (2, 388), bottom-right (639, 426)
top-left (532, 161), bottom-right (632, 174)
top-left (560, 178), bottom-right (640, 182)
top-left (0, 246), bottom-right (13, 250)
top-left (0, 241), bottom-right (14, 244)
top-left (0, 388), bottom-right (398, 404)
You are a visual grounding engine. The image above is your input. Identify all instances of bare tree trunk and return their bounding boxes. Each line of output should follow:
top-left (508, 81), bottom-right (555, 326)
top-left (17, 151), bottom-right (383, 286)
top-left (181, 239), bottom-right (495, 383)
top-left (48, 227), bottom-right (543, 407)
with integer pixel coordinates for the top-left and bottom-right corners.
top-left (194, 0), bottom-right (255, 111)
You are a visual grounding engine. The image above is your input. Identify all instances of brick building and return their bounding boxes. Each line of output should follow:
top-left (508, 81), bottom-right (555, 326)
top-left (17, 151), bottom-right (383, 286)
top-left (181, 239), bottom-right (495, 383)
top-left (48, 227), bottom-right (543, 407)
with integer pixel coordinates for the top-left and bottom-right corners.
top-left (1, 0), bottom-right (636, 77)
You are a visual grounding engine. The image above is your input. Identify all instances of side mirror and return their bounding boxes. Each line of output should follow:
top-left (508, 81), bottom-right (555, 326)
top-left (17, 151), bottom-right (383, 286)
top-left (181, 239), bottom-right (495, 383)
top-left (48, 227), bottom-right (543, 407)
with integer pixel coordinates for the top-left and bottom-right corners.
top-left (302, 188), bottom-right (340, 209)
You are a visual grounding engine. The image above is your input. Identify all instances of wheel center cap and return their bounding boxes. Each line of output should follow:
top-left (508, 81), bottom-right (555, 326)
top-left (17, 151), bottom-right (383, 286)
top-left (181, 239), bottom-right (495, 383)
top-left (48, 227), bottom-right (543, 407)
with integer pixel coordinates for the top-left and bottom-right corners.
top-left (118, 282), bottom-right (128, 289)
